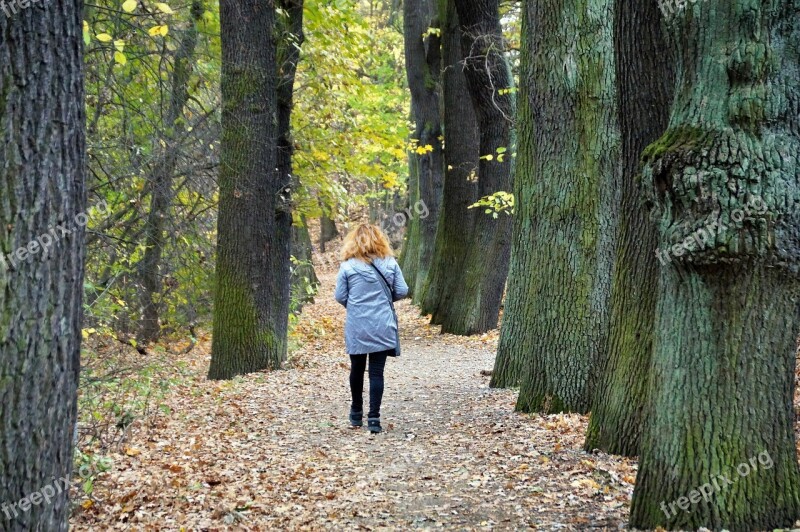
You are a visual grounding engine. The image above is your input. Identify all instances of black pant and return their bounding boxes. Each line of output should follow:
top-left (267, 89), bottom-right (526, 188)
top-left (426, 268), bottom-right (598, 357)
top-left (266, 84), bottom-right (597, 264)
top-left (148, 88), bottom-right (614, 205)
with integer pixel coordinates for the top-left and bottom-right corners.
top-left (349, 350), bottom-right (391, 418)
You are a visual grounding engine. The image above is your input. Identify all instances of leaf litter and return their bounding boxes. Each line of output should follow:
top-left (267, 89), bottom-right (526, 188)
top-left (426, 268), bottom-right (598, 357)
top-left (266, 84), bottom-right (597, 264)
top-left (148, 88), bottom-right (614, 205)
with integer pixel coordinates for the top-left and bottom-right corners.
top-left (72, 253), bottom-right (641, 531)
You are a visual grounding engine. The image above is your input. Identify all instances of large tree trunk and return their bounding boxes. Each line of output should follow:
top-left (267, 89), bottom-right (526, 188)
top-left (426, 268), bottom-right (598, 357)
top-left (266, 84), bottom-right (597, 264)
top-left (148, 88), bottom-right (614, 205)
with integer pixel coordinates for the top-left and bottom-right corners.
top-left (495, 0), bottom-right (620, 406)
top-left (209, 0), bottom-right (287, 379)
top-left (138, 1), bottom-right (203, 344)
top-left (400, 0), bottom-right (444, 300)
top-left (419, 0), bottom-right (480, 321)
top-left (430, 0), bottom-right (513, 336)
top-left (630, 1), bottom-right (800, 528)
top-left (583, 0), bottom-right (674, 456)
top-left (0, 3), bottom-right (86, 530)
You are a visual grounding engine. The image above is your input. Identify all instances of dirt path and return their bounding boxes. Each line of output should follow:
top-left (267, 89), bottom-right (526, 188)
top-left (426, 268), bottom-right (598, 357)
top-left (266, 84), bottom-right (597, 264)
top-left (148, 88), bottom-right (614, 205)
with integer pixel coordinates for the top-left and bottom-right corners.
top-left (72, 270), bottom-right (636, 530)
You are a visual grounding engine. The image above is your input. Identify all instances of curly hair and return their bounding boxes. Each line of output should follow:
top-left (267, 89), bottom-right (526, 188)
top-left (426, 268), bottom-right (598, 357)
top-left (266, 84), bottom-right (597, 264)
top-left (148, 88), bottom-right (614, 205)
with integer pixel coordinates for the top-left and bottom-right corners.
top-left (340, 223), bottom-right (394, 263)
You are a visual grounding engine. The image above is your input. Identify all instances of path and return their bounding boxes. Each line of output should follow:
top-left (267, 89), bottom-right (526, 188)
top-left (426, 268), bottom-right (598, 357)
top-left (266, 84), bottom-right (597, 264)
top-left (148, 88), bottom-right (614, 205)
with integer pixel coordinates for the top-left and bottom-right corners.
top-left (72, 269), bottom-right (636, 530)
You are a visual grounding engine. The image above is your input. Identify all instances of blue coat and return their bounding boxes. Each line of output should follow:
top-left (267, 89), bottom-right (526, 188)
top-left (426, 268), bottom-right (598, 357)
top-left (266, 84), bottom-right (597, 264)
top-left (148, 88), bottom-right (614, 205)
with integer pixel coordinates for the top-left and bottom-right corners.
top-left (334, 256), bottom-right (409, 355)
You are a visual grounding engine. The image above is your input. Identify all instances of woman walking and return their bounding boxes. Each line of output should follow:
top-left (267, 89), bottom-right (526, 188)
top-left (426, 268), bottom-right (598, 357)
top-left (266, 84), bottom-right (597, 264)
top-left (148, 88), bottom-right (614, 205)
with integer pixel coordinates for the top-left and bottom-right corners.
top-left (334, 224), bottom-right (408, 433)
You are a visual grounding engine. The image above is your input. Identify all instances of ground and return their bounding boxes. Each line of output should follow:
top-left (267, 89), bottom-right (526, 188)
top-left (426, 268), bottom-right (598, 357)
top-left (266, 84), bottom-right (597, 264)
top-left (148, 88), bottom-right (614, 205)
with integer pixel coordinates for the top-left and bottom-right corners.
top-left (72, 254), bottom-right (639, 530)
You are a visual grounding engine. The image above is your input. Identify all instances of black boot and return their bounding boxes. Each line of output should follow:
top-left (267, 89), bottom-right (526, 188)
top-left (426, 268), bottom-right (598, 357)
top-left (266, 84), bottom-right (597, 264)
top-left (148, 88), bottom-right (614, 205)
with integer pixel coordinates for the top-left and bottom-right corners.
top-left (349, 409), bottom-right (363, 427)
top-left (367, 417), bottom-right (382, 433)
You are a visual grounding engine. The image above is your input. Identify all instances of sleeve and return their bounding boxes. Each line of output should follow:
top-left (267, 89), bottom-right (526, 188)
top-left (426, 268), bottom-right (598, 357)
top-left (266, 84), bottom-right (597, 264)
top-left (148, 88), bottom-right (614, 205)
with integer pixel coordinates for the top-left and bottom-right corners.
top-left (392, 259), bottom-right (409, 301)
top-left (334, 265), bottom-right (349, 307)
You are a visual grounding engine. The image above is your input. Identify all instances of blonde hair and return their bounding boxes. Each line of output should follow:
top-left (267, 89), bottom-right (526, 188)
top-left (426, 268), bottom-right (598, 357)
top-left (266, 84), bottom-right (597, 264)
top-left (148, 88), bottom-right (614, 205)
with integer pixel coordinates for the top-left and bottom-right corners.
top-left (340, 223), bottom-right (394, 263)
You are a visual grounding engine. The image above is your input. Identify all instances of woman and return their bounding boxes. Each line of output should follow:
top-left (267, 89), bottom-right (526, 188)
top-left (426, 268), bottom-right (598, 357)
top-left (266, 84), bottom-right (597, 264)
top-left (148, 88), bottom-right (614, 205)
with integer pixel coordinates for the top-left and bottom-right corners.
top-left (334, 224), bottom-right (408, 433)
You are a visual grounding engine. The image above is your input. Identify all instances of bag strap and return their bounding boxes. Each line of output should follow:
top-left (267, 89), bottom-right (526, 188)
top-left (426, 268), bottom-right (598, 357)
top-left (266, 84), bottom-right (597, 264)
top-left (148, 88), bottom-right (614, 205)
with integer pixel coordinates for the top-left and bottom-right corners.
top-left (369, 261), bottom-right (396, 307)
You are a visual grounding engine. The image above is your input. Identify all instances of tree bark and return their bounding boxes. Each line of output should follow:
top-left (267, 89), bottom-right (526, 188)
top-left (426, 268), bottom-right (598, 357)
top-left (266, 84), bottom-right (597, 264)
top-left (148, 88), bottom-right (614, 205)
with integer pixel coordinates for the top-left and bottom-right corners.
top-left (138, 1), bottom-right (204, 344)
top-left (400, 0), bottom-right (444, 300)
top-left (0, 3), bottom-right (86, 530)
top-left (630, 1), bottom-right (800, 528)
top-left (496, 0), bottom-right (620, 406)
top-left (290, 218), bottom-right (318, 313)
top-left (275, 0), bottom-right (304, 328)
top-left (209, 0), bottom-right (287, 379)
top-left (419, 0), bottom-right (480, 322)
top-left (583, 0), bottom-right (674, 456)
top-left (319, 212), bottom-right (338, 253)
top-left (429, 0), bottom-right (513, 336)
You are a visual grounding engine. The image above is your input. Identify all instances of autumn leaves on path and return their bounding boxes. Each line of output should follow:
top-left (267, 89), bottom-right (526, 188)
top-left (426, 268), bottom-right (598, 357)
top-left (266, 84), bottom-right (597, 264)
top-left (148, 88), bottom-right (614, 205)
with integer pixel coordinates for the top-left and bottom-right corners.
top-left (72, 272), bottom-right (637, 529)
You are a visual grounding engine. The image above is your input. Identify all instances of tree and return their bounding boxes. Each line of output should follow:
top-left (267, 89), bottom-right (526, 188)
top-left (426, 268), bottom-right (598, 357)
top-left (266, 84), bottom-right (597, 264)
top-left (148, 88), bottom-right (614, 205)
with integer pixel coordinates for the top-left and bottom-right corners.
top-left (630, 1), bottom-right (800, 528)
top-left (399, 0), bottom-right (444, 298)
top-left (419, 0), bottom-right (513, 336)
top-left (494, 0), bottom-right (620, 405)
top-left (138, 0), bottom-right (205, 344)
top-left (209, 0), bottom-right (288, 379)
top-left (418, 0), bottom-right (480, 324)
top-left (583, 0), bottom-right (674, 456)
top-left (0, 2), bottom-right (86, 529)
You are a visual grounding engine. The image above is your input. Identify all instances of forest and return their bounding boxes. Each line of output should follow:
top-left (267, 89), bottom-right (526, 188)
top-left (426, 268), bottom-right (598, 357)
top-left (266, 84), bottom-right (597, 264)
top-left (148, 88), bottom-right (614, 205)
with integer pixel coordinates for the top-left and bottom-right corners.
top-left (1, 0), bottom-right (800, 529)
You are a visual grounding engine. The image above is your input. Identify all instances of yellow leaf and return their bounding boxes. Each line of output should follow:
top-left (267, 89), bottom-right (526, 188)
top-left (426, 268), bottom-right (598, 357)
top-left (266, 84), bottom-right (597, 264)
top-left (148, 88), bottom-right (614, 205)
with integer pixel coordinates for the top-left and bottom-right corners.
top-left (148, 25), bottom-right (168, 36)
top-left (155, 2), bottom-right (174, 13)
top-left (113, 39), bottom-right (125, 52)
top-left (81, 500), bottom-right (93, 510)
top-left (122, 0), bottom-right (137, 12)
top-left (95, 33), bottom-right (113, 42)
top-left (124, 447), bottom-right (141, 456)
top-left (159, 24), bottom-right (169, 36)
top-left (114, 51), bottom-right (127, 65)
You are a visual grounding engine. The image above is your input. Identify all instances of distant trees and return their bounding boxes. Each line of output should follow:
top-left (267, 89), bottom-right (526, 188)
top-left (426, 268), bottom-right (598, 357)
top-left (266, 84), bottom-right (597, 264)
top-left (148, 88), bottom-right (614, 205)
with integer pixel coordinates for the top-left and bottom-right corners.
top-left (494, 0), bottom-right (620, 407)
top-left (630, 0), bottom-right (800, 528)
top-left (415, 0), bottom-right (514, 336)
top-left (0, 2), bottom-right (86, 530)
top-left (138, 0), bottom-right (205, 344)
top-left (209, 0), bottom-right (289, 379)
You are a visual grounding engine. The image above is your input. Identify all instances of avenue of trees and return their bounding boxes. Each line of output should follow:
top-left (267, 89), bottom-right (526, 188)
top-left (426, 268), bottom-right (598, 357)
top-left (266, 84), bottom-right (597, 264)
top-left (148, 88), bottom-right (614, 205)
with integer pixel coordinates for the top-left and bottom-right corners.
top-left (1, 0), bottom-right (799, 529)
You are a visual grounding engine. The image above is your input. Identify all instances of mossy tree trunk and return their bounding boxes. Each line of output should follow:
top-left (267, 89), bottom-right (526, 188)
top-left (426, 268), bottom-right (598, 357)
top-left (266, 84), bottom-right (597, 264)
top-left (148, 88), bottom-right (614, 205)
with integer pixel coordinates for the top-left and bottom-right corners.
top-left (209, 0), bottom-right (288, 379)
top-left (427, 0), bottom-right (513, 336)
top-left (419, 0), bottom-right (480, 321)
top-left (583, 0), bottom-right (674, 456)
top-left (138, 0), bottom-right (204, 344)
top-left (400, 0), bottom-right (444, 300)
top-left (630, 1), bottom-right (800, 528)
top-left (0, 2), bottom-right (86, 529)
top-left (495, 0), bottom-right (620, 404)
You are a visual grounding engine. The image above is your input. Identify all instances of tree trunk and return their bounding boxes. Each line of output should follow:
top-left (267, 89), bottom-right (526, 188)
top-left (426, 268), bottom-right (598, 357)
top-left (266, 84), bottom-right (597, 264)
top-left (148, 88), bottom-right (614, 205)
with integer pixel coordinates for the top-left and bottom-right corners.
top-left (630, 1), bottom-right (800, 528)
top-left (138, 1), bottom-right (203, 344)
top-left (0, 3), bottom-right (86, 530)
top-left (319, 212), bottom-right (338, 253)
top-left (290, 218), bottom-right (319, 313)
top-left (209, 0), bottom-right (287, 379)
top-left (429, 0), bottom-right (513, 336)
top-left (400, 0), bottom-right (444, 300)
top-left (275, 0), bottom-right (304, 325)
top-left (419, 0), bottom-right (480, 321)
top-left (496, 0), bottom-right (620, 406)
top-left (583, 0), bottom-right (674, 456)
